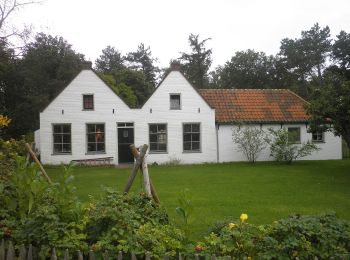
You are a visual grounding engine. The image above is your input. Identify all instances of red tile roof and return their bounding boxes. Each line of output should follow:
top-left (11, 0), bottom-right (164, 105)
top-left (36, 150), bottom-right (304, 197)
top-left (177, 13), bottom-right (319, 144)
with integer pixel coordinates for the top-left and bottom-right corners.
top-left (199, 89), bottom-right (310, 123)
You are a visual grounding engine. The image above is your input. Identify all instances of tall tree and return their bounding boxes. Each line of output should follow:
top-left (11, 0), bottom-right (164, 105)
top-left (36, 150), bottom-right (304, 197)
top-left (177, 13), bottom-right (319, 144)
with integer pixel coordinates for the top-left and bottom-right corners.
top-left (332, 30), bottom-right (350, 81)
top-left (214, 49), bottom-right (279, 89)
top-left (126, 43), bottom-right (159, 87)
top-left (179, 34), bottom-right (212, 88)
top-left (279, 23), bottom-right (332, 84)
top-left (4, 33), bottom-right (86, 137)
top-left (95, 45), bottom-right (125, 74)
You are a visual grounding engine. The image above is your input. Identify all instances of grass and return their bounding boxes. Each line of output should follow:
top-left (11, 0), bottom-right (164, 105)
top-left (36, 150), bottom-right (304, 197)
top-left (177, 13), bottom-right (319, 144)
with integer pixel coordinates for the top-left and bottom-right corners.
top-left (46, 160), bottom-right (350, 240)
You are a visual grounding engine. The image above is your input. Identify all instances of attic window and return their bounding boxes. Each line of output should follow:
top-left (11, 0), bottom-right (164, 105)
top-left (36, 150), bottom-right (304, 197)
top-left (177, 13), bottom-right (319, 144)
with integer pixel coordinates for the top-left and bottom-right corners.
top-left (83, 94), bottom-right (94, 110)
top-left (170, 94), bottom-right (181, 110)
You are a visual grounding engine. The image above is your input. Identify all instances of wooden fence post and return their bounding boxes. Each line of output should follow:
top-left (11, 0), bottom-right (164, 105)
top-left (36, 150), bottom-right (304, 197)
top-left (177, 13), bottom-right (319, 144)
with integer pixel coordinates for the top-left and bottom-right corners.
top-left (63, 249), bottom-right (69, 260)
top-left (27, 244), bottom-right (33, 260)
top-left (18, 244), bottom-right (26, 260)
top-left (25, 143), bottom-right (52, 184)
top-left (117, 251), bottom-right (123, 260)
top-left (50, 248), bottom-right (57, 260)
top-left (102, 250), bottom-right (109, 260)
top-left (131, 252), bottom-right (137, 260)
top-left (89, 250), bottom-right (96, 260)
top-left (124, 144), bottom-right (148, 194)
top-left (0, 240), bottom-right (4, 260)
top-left (6, 241), bottom-right (15, 260)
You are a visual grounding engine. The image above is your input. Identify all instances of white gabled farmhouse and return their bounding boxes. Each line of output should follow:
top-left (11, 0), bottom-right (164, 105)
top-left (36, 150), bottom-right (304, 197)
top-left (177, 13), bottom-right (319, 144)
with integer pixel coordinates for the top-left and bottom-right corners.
top-left (36, 65), bottom-right (342, 165)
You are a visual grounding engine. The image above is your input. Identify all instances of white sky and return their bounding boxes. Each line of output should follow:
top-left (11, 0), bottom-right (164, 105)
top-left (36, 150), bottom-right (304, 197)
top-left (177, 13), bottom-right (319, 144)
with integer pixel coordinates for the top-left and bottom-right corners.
top-left (12, 0), bottom-right (350, 69)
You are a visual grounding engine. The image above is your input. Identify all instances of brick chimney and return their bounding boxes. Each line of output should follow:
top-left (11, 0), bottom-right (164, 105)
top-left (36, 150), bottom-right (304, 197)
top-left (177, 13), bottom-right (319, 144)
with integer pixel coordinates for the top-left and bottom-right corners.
top-left (169, 60), bottom-right (182, 71)
top-left (82, 61), bottom-right (92, 70)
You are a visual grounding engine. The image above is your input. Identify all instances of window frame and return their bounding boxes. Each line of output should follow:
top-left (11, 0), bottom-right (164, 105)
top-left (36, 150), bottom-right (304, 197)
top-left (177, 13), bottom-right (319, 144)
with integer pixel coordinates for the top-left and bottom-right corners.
top-left (83, 94), bottom-right (94, 110)
top-left (86, 123), bottom-right (106, 154)
top-left (312, 131), bottom-right (325, 143)
top-left (183, 122), bottom-right (201, 153)
top-left (287, 127), bottom-right (301, 144)
top-left (52, 123), bottom-right (72, 154)
top-left (149, 123), bottom-right (168, 153)
top-left (169, 93), bottom-right (181, 110)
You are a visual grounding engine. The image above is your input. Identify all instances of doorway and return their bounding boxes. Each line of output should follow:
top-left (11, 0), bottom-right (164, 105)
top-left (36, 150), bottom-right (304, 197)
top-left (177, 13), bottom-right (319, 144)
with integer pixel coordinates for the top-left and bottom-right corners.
top-left (117, 122), bottom-right (134, 163)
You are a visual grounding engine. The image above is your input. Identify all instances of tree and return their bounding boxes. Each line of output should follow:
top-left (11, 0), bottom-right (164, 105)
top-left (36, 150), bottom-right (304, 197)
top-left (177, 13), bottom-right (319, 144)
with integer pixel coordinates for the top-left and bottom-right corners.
top-left (268, 128), bottom-right (319, 164)
top-left (279, 23), bottom-right (332, 85)
top-left (4, 33), bottom-right (86, 137)
top-left (126, 43), bottom-right (159, 87)
top-left (332, 31), bottom-right (350, 71)
top-left (179, 34), bottom-right (212, 88)
top-left (215, 50), bottom-right (280, 89)
top-left (232, 126), bottom-right (270, 163)
top-left (0, 0), bottom-right (40, 47)
top-left (307, 76), bottom-right (350, 150)
top-left (95, 45), bottom-right (125, 74)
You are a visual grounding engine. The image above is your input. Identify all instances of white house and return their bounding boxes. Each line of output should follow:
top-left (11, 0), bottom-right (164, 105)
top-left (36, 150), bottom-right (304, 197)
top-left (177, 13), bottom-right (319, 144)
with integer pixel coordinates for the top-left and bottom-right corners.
top-left (35, 66), bottom-right (342, 165)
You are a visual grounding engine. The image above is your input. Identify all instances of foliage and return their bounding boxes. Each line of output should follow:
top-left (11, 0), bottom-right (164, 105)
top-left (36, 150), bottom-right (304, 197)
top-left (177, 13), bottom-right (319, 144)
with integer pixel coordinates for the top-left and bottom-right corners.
top-left (126, 43), bottom-right (160, 87)
top-left (0, 157), bottom-right (87, 257)
top-left (179, 34), bottom-right (212, 88)
top-left (133, 223), bottom-right (185, 259)
top-left (232, 126), bottom-right (270, 163)
top-left (95, 45), bottom-right (125, 74)
top-left (308, 78), bottom-right (350, 150)
top-left (100, 74), bottom-right (137, 107)
top-left (0, 115), bottom-right (11, 128)
top-left (203, 213), bottom-right (350, 259)
top-left (332, 30), bottom-right (350, 70)
top-left (0, 138), bottom-right (26, 181)
top-left (175, 189), bottom-right (194, 237)
top-left (268, 128), bottom-right (319, 164)
top-left (85, 189), bottom-right (169, 254)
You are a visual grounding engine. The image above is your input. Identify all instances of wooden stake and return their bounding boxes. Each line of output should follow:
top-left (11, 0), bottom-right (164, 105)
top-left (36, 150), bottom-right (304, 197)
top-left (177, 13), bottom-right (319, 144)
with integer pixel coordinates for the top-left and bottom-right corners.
top-left (25, 143), bottom-right (52, 184)
top-left (123, 144), bottom-right (148, 194)
top-left (141, 153), bottom-right (152, 197)
top-left (129, 144), bottom-right (160, 203)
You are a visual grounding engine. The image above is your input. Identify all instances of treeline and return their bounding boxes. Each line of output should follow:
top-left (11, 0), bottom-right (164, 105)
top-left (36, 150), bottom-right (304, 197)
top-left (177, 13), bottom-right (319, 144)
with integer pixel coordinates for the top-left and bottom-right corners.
top-left (0, 23), bottom-right (350, 141)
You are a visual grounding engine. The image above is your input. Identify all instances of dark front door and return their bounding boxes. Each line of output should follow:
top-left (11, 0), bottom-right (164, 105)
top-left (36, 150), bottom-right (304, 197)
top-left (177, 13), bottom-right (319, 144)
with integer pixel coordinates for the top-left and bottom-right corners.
top-left (118, 123), bottom-right (134, 163)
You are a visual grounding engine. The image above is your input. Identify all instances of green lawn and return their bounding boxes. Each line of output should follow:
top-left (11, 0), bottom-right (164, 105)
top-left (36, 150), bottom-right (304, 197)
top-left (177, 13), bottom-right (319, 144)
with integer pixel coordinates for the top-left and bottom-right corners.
top-left (46, 160), bottom-right (350, 240)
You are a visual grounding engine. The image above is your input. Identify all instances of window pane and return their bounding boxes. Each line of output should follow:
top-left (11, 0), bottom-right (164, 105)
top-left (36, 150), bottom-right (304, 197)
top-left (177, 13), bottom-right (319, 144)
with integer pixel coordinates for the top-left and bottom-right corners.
top-left (53, 144), bottom-right (62, 153)
top-left (96, 133), bottom-right (104, 142)
top-left (53, 125), bottom-right (61, 133)
top-left (192, 142), bottom-right (200, 151)
top-left (158, 143), bottom-right (167, 151)
top-left (149, 124), bottom-right (167, 152)
top-left (170, 94), bottom-right (180, 109)
top-left (87, 143), bottom-right (96, 152)
top-left (62, 125), bottom-right (70, 133)
top-left (62, 134), bottom-right (70, 143)
top-left (192, 124), bottom-right (200, 132)
top-left (184, 133), bottom-right (191, 142)
top-left (183, 142), bottom-right (191, 151)
top-left (150, 134), bottom-right (157, 142)
top-left (53, 134), bottom-right (62, 143)
top-left (150, 125), bottom-right (157, 133)
top-left (97, 143), bottom-right (105, 152)
top-left (88, 133), bottom-right (95, 142)
top-left (288, 127), bottom-right (300, 143)
top-left (96, 124), bottom-right (104, 132)
top-left (62, 144), bottom-right (71, 153)
top-left (150, 143), bottom-right (157, 151)
top-left (158, 124), bottom-right (166, 131)
top-left (184, 124), bottom-right (191, 133)
top-left (83, 95), bottom-right (94, 109)
top-left (192, 133), bottom-right (200, 142)
top-left (87, 124), bottom-right (95, 133)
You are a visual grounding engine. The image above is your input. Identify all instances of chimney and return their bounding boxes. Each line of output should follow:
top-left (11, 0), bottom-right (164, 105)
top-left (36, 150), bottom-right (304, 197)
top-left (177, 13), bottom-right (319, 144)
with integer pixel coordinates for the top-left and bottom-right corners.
top-left (169, 60), bottom-right (182, 71)
top-left (82, 61), bottom-right (92, 70)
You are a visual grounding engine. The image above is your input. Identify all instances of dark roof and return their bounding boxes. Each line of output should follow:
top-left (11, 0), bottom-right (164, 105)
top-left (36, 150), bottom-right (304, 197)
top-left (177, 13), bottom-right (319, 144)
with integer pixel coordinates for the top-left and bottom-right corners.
top-left (198, 89), bottom-right (310, 123)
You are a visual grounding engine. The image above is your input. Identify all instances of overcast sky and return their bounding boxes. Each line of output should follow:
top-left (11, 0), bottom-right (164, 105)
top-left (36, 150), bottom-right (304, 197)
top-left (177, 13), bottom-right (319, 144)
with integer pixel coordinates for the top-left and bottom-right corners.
top-left (13, 0), bottom-right (350, 69)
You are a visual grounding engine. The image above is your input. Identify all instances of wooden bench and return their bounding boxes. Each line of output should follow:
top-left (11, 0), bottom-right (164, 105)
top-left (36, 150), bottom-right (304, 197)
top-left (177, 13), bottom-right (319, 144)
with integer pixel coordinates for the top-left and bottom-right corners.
top-left (71, 157), bottom-right (114, 166)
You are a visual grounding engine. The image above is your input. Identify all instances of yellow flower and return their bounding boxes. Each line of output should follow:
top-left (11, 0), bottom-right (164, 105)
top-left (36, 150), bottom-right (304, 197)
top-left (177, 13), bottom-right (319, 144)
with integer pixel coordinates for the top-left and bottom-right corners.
top-left (228, 223), bottom-right (237, 229)
top-left (240, 213), bottom-right (248, 222)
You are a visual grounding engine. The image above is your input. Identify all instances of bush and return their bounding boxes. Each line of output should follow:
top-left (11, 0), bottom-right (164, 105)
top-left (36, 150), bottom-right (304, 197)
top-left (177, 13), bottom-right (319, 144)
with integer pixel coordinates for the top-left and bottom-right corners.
top-left (85, 189), bottom-right (170, 255)
top-left (268, 128), bottom-right (319, 164)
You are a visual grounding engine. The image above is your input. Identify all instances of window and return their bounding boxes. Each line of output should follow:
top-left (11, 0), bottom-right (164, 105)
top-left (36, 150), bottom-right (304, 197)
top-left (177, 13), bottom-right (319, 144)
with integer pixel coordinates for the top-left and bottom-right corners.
top-left (87, 124), bottom-right (105, 153)
top-left (312, 131), bottom-right (324, 142)
top-left (183, 123), bottom-right (201, 152)
top-left (53, 124), bottom-right (71, 154)
top-left (287, 127), bottom-right (301, 143)
top-left (170, 94), bottom-right (181, 110)
top-left (83, 94), bottom-right (94, 110)
top-left (149, 124), bottom-right (167, 152)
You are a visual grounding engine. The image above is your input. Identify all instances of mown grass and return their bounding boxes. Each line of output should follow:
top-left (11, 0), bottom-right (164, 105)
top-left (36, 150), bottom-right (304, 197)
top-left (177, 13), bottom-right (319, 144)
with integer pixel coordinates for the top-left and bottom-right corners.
top-left (46, 160), bottom-right (350, 240)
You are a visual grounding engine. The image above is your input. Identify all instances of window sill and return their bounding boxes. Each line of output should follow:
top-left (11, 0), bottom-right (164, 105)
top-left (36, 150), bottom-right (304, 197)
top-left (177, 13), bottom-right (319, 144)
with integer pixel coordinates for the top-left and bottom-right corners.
top-left (52, 153), bottom-right (72, 156)
top-left (149, 151), bottom-right (168, 154)
top-left (85, 152), bottom-right (106, 155)
top-left (183, 150), bottom-right (202, 153)
top-left (169, 108), bottom-right (181, 110)
top-left (312, 141), bottom-right (325, 143)
top-left (82, 109), bottom-right (94, 111)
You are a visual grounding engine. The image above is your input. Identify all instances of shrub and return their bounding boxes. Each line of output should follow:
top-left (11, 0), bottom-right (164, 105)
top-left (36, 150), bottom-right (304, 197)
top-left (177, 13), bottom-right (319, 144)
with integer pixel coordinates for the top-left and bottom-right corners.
top-left (268, 128), bottom-right (319, 163)
top-left (85, 189), bottom-right (169, 255)
top-left (232, 126), bottom-right (270, 163)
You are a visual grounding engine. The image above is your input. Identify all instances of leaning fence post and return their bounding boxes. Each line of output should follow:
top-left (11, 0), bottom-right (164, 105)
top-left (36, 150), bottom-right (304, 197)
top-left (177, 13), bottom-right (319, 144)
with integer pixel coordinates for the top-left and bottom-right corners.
top-left (0, 240), bottom-right (5, 260)
top-left (18, 244), bottom-right (26, 260)
top-left (6, 241), bottom-right (15, 260)
top-left (117, 251), bottom-right (123, 260)
top-left (50, 248), bottom-right (57, 260)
